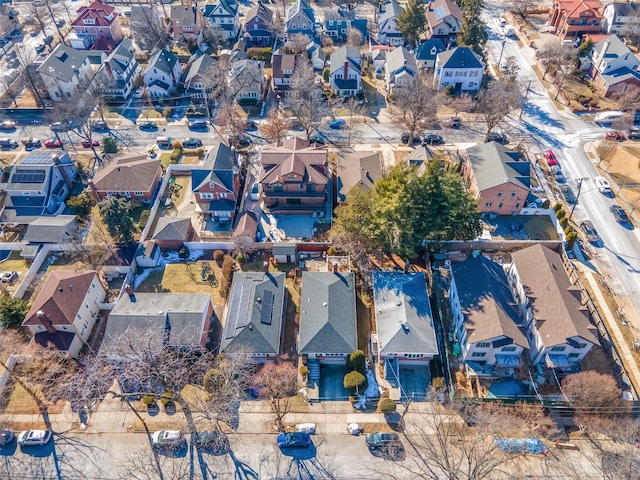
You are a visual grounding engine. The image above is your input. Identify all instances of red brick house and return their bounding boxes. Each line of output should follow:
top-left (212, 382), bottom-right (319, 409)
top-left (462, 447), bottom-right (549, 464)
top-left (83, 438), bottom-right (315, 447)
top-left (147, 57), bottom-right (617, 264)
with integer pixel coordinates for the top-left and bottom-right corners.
top-left (170, 4), bottom-right (204, 41)
top-left (259, 137), bottom-right (328, 214)
top-left (547, 0), bottom-right (603, 40)
top-left (71, 0), bottom-right (123, 47)
top-left (191, 142), bottom-right (240, 219)
top-left (89, 154), bottom-right (163, 203)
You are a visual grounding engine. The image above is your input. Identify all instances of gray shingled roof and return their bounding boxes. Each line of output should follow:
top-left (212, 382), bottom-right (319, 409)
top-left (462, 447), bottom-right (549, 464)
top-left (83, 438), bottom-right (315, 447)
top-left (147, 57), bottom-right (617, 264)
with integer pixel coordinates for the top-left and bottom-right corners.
top-left (437, 46), bottom-right (483, 69)
top-left (24, 215), bottom-right (76, 243)
top-left (593, 34), bottom-right (631, 60)
top-left (184, 53), bottom-right (214, 85)
top-left (330, 46), bottom-right (361, 75)
top-left (379, 0), bottom-right (404, 23)
top-left (38, 44), bottom-right (91, 83)
top-left (299, 272), bottom-right (357, 355)
top-left (465, 142), bottom-right (530, 191)
top-left (415, 38), bottom-right (446, 61)
top-left (372, 272), bottom-right (439, 356)
top-left (146, 48), bottom-right (179, 76)
top-left (337, 151), bottom-right (381, 201)
top-left (152, 217), bottom-right (193, 241)
top-left (191, 142), bottom-right (237, 192)
top-left (386, 46), bottom-right (418, 76)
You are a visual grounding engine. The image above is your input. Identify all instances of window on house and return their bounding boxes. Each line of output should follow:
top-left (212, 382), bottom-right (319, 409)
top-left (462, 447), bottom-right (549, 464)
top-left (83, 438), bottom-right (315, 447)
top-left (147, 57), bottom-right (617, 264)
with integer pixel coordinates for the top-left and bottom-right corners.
top-left (497, 191), bottom-right (503, 196)
top-left (486, 202), bottom-right (492, 207)
top-left (274, 184), bottom-right (283, 192)
top-left (550, 346), bottom-right (566, 352)
top-left (498, 202), bottom-right (503, 208)
top-left (515, 202), bottom-right (520, 208)
top-left (134, 191), bottom-right (144, 196)
top-left (307, 184), bottom-right (316, 193)
top-left (511, 191), bottom-right (517, 196)
top-left (297, 183), bottom-right (304, 189)
top-left (568, 352), bottom-right (580, 358)
top-left (502, 346), bottom-right (517, 352)
top-left (471, 352), bottom-right (486, 357)
top-left (200, 192), bottom-right (214, 199)
top-left (578, 342), bottom-right (588, 349)
top-left (81, 321), bottom-right (90, 336)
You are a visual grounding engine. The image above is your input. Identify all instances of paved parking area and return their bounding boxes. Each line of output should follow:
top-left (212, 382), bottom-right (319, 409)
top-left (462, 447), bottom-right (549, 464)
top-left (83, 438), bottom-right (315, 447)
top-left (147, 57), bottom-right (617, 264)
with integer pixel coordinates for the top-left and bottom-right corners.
top-left (319, 364), bottom-right (350, 401)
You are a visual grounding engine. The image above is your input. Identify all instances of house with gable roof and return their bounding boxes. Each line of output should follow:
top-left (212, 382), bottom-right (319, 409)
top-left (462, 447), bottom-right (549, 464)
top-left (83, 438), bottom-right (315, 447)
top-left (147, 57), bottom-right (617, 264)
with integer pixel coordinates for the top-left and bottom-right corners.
top-left (242, 1), bottom-right (275, 47)
top-left (100, 38), bottom-right (140, 101)
top-left (385, 46), bottom-right (418, 94)
top-left (22, 270), bottom-right (106, 358)
top-left (450, 255), bottom-right (528, 377)
top-left (329, 46), bottom-right (362, 97)
top-left (220, 272), bottom-right (286, 362)
top-left (336, 151), bottom-right (382, 204)
top-left (285, 0), bottom-right (315, 38)
top-left (415, 38), bottom-right (446, 70)
top-left (603, 2), bottom-right (640, 34)
top-left (37, 45), bottom-right (95, 102)
top-left (88, 154), bottom-right (162, 203)
top-left (547, 0), bottom-right (603, 40)
top-left (462, 142), bottom-right (530, 215)
top-left (183, 53), bottom-right (215, 100)
top-left (202, 0), bottom-right (240, 41)
top-left (191, 142), bottom-right (240, 219)
top-left (144, 48), bottom-right (182, 97)
top-left (70, 0), bottom-right (123, 49)
top-left (271, 52), bottom-right (307, 98)
top-left (588, 34), bottom-right (640, 98)
top-left (259, 137), bottom-right (328, 214)
top-left (377, 0), bottom-right (404, 46)
top-left (324, 8), bottom-right (368, 44)
top-left (508, 244), bottom-right (600, 372)
top-left (170, 4), bottom-right (204, 41)
top-left (152, 217), bottom-right (196, 249)
top-left (306, 41), bottom-right (326, 71)
top-left (433, 46), bottom-right (484, 92)
top-left (425, 0), bottom-right (463, 41)
top-left (227, 58), bottom-right (264, 103)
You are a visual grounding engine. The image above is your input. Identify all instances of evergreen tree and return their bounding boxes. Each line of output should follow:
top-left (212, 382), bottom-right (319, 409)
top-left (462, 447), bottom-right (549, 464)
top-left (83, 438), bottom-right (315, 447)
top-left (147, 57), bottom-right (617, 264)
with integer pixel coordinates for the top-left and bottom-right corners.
top-left (458, 0), bottom-right (488, 56)
top-left (0, 296), bottom-right (29, 329)
top-left (98, 197), bottom-right (137, 244)
top-left (397, 0), bottom-right (427, 48)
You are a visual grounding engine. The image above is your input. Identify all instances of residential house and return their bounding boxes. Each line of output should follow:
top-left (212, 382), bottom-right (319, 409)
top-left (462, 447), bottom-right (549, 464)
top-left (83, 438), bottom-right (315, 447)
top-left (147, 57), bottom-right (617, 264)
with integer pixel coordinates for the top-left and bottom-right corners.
top-left (462, 142), bottom-right (530, 215)
top-left (23, 216), bottom-right (77, 244)
top-left (88, 154), bottom-right (162, 203)
top-left (228, 58), bottom-right (264, 103)
top-left (242, 1), bottom-right (275, 48)
top-left (100, 38), bottom-right (140, 102)
top-left (372, 271), bottom-right (439, 396)
top-left (385, 46), bottom-right (418, 94)
top-left (433, 46), bottom-right (484, 92)
top-left (70, 0), bottom-right (123, 49)
top-left (103, 292), bottom-right (213, 352)
top-left (404, 144), bottom-right (435, 174)
top-left (102, 244), bottom-right (139, 279)
top-left (191, 142), bottom-right (240, 219)
top-left (508, 244), bottom-right (600, 371)
top-left (232, 211), bottom-right (258, 244)
top-left (369, 48), bottom-right (387, 77)
top-left (37, 45), bottom-right (95, 102)
top-left (220, 272), bottom-right (286, 362)
top-left (259, 137), bottom-right (328, 214)
top-left (425, 0), bottom-right (463, 41)
top-left (183, 53), bottom-right (215, 100)
top-left (135, 240), bottom-right (161, 268)
top-left (547, 0), bottom-right (603, 40)
top-left (0, 5), bottom-right (19, 39)
top-left (450, 256), bottom-right (528, 377)
top-left (329, 46), bottom-right (362, 97)
top-left (306, 41), bottom-right (326, 71)
top-left (285, 0), bottom-right (315, 38)
top-left (603, 2), bottom-right (640, 34)
top-left (415, 37), bottom-right (446, 70)
top-left (324, 8), bottom-right (368, 44)
top-left (171, 4), bottom-right (204, 41)
top-left (589, 35), bottom-right (640, 97)
top-left (152, 217), bottom-right (196, 249)
top-left (272, 52), bottom-right (306, 98)
top-left (202, 0), bottom-right (240, 42)
top-left (377, 0), bottom-right (404, 46)
top-left (336, 151), bottom-right (382, 203)
top-left (22, 270), bottom-right (106, 358)
top-left (144, 48), bottom-right (182, 97)
top-left (299, 272), bottom-right (357, 387)
top-left (0, 151), bottom-right (77, 223)
top-left (130, 5), bottom-right (167, 52)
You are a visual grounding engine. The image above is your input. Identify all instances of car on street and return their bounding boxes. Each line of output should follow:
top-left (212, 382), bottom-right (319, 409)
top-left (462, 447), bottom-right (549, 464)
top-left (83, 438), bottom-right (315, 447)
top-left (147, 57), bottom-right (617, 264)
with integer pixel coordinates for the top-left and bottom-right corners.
top-left (81, 139), bottom-right (100, 148)
top-left (139, 121), bottom-right (158, 132)
top-left (309, 134), bottom-right (325, 144)
top-left (17, 430), bottom-right (52, 446)
top-left (610, 204), bottom-right (630, 224)
top-left (228, 134), bottom-right (251, 148)
top-left (0, 138), bottom-right (18, 149)
top-left (422, 133), bottom-right (444, 145)
top-left (594, 176), bottom-right (612, 195)
top-left (552, 166), bottom-right (566, 183)
top-left (92, 120), bottom-right (109, 132)
top-left (182, 137), bottom-right (203, 148)
top-left (277, 432), bottom-right (311, 448)
top-left (250, 182), bottom-right (261, 201)
top-left (44, 138), bottom-right (63, 148)
top-left (0, 271), bottom-right (18, 283)
top-left (605, 130), bottom-right (625, 141)
top-left (580, 220), bottom-right (601, 244)
top-left (35, 43), bottom-right (45, 54)
top-left (628, 127), bottom-right (640, 140)
top-left (0, 120), bottom-right (16, 131)
top-left (50, 122), bottom-right (69, 132)
top-left (443, 116), bottom-right (461, 128)
top-left (366, 432), bottom-right (400, 449)
top-left (243, 120), bottom-right (258, 131)
top-left (151, 430), bottom-right (184, 447)
top-left (486, 132), bottom-right (509, 144)
top-left (0, 429), bottom-right (14, 447)
top-left (328, 118), bottom-right (345, 129)
top-left (559, 185), bottom-right (576, 204)
top-left (401, 132), bottom-right (420, 144)
top-left (543, 149), bottom-right (558, 166)
top-left (188, 119), bottom-right (209, 131)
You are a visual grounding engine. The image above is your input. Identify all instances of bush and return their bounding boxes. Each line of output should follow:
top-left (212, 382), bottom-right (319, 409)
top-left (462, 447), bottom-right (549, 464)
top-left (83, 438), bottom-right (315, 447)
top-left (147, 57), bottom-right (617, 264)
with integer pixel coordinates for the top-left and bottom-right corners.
top-left (195, 148), bottom-right (205, 158)
top-left (236, 252), bottom-right (245, 264)
top-left (559, 217), bottom-right (569, 229)
top-left (219, 255), bottom-right (235, 298)
top-left (138, 209), bottom-right (151, 229)
top-left (172, 139), bottom-right (183, 149)
top-left (348, 350), bottom-right (367, 375)
top-left (443, 85), bottom-right (455, 97)
top-left (564, 225), bottom-right (574, 236)
top-left (142, 395), bottom-right (155, 405)
top-left (432, 377), bottom-right (445, 389)
top-left (379, 398), bottom-right (397, 413)
top-left (214, 250), bottom-right (225, 265)
top-left (541, 199), bottom-right (551, 209)
top-left (288, 268), bottom-right (296, 280)
top-left (160, 392), bottom-right (173, 405)
top-left (247, 47), bottom-right (272, 61)
top-left (556, 209), bottom-right (566, 220)
top-left (179, 246), bottom-right (190, 259)
top-left (203, 368), bottom-right (224, 393)
top-left (566, 230), bottom-right (578, 249)
top-left (344, 371), bottom-right (366, 392)
top-left (553, 202), bottom-right (563, 212)
top-left (169, 148), bottom-right (182, 163)
top-left (102, 137), bottom-right (118, 154)
top-left (322, 67), bottom-right (330, 82)
top-left (326, 246), bottom-right (338, 256)
top-left (299, 365), bottom-right (309, 377)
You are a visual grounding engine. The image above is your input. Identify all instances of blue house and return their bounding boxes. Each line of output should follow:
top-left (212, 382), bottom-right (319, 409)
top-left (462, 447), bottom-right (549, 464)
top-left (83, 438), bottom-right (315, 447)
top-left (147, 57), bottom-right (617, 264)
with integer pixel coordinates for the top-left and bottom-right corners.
top-left (415, 37), bottom-right (445, 70)
top-left (324, 8), bottom-right (368, 44)
top-left (285, 0), bottom-right (315, 38)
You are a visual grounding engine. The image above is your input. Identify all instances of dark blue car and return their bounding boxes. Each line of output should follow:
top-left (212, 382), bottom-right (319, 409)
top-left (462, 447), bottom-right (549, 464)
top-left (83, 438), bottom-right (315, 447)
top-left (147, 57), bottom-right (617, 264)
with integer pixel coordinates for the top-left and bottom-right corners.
top-left (328, 119), bottom-right (345, 129)
top-left (277, 432), bottom-right (311, 448)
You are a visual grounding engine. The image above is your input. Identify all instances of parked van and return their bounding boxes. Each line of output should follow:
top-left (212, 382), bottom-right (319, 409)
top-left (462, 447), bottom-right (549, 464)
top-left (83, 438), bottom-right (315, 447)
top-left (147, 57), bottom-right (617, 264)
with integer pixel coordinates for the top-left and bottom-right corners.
top-left (0, 138), bottom-right (18, 149)
top-left (594, 111), bottom-right (626, 124)
top-left (156, 136), bottom-right (172, 149)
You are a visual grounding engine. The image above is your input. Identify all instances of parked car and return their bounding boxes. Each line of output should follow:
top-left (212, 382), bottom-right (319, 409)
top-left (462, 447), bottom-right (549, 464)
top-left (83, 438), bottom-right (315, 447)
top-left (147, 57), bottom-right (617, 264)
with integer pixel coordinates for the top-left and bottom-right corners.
top-left (422, 133), bottom-right (444, 145)
top-left (627, 127), bottom-right (640, 140)
top-left (50, 121), bottom-right (69, 132)
top-left (401, 132), bottom-right (420, 145)
top-left (17, 430), bottom-right (52, 446)
top-left (228, 134), bottom-right (251, 148)
top-left (44, 138), bottom-right (62, 148)
top-left (151, 430), bottom-right (184, 447)
top-left (139, 121), bottom-right (158, 132)
top-left (277, 432), bottom-right (311, 448)
top-left (328, 118), bottom-right (345, 129)
top-left (594, 176), bottom-right (612, 195)
top-left (0, 271), bottom-right (18, 283)
top-left (552, 166), bottom-right (566, 183)
top-left (188, 119), bottom-right (209, 131)
top-left (610, 204), bottom-right (630, 224)
top-left (0, 120), bottom-right (16, 131)
top-left (81, 139), bottom-right (100, 148)
top-left (309, 134), bottom-right (325, 145)
top-left (182, 137), bottom-right (203, 148)
top-left (486, 132), bottom-right (508, 144)
top-left (35, 43), bottom-right (45, 54)
top-left (0, 429), bottom-right (14, 447)
top-left (22, 137), bottom-right (42, 150)
top-left (0, 138), bottom-right (18, 149)
top-left (92, 120), bottom-right (109, 132)
top-left (559, 185), bottom-right (576, 204)
top-left (605, 130), bottom-right (625, 141)
top-left (580, 220), bottom-right (601, 244)
top-left (443, 116), bottom-right (461, 128)
top-left (243, 120), bottom-right (258, 131)
top-left (250, 182), bottom-right (261, 201)
top-left (543, 149), bottom-right (558, 166)
top-left (366, 432), bottom-right (400, 449)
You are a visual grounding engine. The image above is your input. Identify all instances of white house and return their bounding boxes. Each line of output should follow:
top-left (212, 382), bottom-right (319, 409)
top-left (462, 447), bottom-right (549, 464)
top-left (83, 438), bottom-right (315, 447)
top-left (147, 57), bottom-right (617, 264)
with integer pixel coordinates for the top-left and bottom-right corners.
top-left (589, 34), bottom-right (640, 97)
top-left (144, 48), bottom-right (182, 97)
top-left (433, 46), bottom-right (484, 92)
top-left (426, 0), bottom-right (463, 39)
top-left (100, 38), bottom-right (140, 101)
top-left (228, 58), bottom-right (264, 103)
top-left (385, 46), bottom-right (418, 94)
top-left (377, 0), bottom-right (404, 46)
top-left (37, 44), bottom-right (96, 102)
top-left (202, 0), bottom-right (240, 41)
top-left (508, 244), bottom-right (599, 373)
top-left (450, 256), bottom-right (528, 377)
top-left (602, 2), bottom-right (640, 34)
top-left (329, 46), bottom-right (362, 97)
top-left (22, 270), bottom-right (106, 358)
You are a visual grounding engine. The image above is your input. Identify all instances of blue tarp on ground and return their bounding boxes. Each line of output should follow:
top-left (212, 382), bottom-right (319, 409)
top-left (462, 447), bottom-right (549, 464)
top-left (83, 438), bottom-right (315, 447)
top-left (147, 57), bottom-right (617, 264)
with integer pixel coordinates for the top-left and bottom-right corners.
top-left (493, 437), bottom-right (548, 455)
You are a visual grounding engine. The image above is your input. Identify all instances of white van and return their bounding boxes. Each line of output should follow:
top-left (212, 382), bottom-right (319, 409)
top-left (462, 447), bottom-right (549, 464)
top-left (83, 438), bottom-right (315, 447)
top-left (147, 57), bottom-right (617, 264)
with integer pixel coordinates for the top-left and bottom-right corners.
top-left (594, 111), bottom-right (626, 124)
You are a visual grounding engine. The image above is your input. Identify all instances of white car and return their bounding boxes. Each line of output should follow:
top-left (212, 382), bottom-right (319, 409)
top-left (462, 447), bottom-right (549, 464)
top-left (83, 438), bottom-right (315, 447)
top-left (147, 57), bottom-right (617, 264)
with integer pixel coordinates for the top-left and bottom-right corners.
top-left (151, 430), bottom-right (183, 447)
top-left (17, 429), bottom-right (52, 446)
top-left (250, 182), bottom-right (261, 201)
top-left (594, 176), bottom-right (612, 194)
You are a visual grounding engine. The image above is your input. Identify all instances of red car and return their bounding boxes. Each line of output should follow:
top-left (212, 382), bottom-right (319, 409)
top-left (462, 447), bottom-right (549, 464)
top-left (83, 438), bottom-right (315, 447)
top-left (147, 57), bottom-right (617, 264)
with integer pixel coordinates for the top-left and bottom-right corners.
top-left (43, 138), bottom-right (62, 148)
top-left (605, 130), bottom-right (625, 141)
top-left (543, 149), bottom-right (558, 166)
top-left (81, 139), bottom-right (100, 148)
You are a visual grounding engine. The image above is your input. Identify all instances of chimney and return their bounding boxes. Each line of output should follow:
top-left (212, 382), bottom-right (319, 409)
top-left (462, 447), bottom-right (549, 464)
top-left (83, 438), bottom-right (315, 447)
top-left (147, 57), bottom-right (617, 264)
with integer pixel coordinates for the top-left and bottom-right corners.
top-left (404, 260), bottom-right (409, 273)
top-left (68, 284), bottom-right (72, 291)
top-left (52, 154), bottom-right (73, 188)
top-left (125, 285), bottom-right (136, 303)
top-left (333, 262), bottom-right (338, 274)
top-left (88, 180), bottom-right (99, 202)
top-left (36, 311), bottom-right (57, 334)
top-left (343, 60), bottom-right (349, 81)
top-left (263, 261), bottom-right (269, 273)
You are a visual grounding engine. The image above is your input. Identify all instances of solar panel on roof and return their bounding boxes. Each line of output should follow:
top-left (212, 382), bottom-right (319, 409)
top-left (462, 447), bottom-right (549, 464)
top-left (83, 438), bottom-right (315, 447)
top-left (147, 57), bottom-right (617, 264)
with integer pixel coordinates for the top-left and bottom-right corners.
top-left (225, 279), bottom-right (251, 339)
top-left (433, 5), bottom-right (446, 20)
top-left (12, 169), bottom-right (46, 184)
top-left (21, 152), bottom-right (55, 165)
top-left (260, 291), bottom-right (273, 325)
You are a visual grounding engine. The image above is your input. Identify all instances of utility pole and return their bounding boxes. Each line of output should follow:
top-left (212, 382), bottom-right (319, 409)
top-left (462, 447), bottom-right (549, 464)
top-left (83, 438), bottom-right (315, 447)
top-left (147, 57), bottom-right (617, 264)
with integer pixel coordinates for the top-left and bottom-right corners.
top-left (519, 80), bottom-right (532, 120)
top-left (569, 178), bottom-right (586, 221)
top-left (497, 38), bottom-right (506, 68)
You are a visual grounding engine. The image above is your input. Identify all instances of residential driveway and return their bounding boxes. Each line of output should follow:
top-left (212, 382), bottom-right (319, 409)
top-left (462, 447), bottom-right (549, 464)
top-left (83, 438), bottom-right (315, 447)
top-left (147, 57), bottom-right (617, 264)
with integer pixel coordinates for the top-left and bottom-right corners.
top-left (398, 366), bottom-right (430, 401)
top-left (319, 364), bottom-right (350, 401)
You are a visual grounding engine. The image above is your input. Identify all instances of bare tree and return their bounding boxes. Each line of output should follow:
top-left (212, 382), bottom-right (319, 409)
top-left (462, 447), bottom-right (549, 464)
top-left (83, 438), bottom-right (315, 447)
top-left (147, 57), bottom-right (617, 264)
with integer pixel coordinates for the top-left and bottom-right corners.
top-left (444, 93), bottom-right (474, 117)
top-left (13, 45), bottom-right (46, 107)
top-left (562, 371), bottom-right (627, 412)
top-left (510, 0), bottom-right (535, 18)
top-left (536, 39), bottom-right (577, 80)
top-left (42, 0), bottom-right (66, 44)
top-left (595, 140), bottom-right (618, 167)
top-left (622, 19), bottom-right (640, 46)
top-left (500, 56), bottom-right (521, 84)
top-left (284, 63), bottom-right (330, 140)
top-left (252, 362), bottom-right (299, 432)
top-left (201, 23), bottom-right (228, 49)
top-left (261, 108), bottom-right (289, 144)
top-left (119, 446), bottom-right (191, 480)
top-left (21, 3), bottom-right (52, 42)
top-left (476, 80), bottom-right (522, 140)
top-left (132, 5), bottom-right (170, 53)
top-left (612, 87), bottom-right (640, 111)
top-left (346, 26), bottom-right (363, 46)
top-left (389, 77), bottom-right (439, 142)
top-left (215, 103), bottom-right (248, 145)
top-left (283, 33), bottom-right (311, 54)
